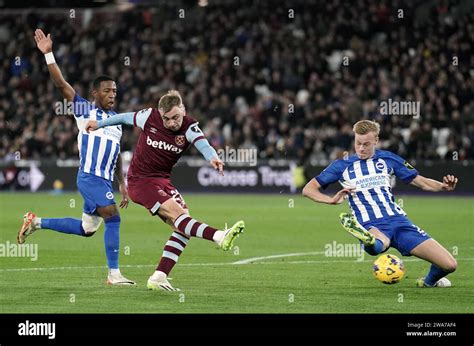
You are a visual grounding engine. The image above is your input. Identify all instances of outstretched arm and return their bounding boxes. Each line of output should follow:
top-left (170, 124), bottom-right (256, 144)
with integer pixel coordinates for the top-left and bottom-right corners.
top-left (85, 108), bottom-right (153, 132)
top-left (302, 178), bottom-right (354, 205)
top-left (34, 29), bottom-right (75, 102)
top-left (85, 112), bottom-right (135, 132)
top-left (185, 123), bottom-right (224, 175)
top-left (194, 139), bottom-right (224, 175)
top-left (410, 174), bottom-right (458, 192)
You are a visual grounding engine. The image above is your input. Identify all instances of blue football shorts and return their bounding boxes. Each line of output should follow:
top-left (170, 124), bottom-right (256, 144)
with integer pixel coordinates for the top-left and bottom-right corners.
top-left (361, 214), bottom-right (431, 256)
top-left (76, 170), bottom-right (116, 215)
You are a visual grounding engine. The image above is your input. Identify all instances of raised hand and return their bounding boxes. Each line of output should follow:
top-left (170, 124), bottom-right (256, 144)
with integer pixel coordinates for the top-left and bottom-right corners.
top-left (34, 29), bottom-right (53, 54)
top-left (442, 175), bottom-right (458, 192)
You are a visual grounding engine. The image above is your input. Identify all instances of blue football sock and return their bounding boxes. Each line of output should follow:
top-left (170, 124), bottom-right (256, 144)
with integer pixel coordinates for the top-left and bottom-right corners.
top-left (104, 215), bottom-right (120, 269)
top-left (363, 239), bottom-right (384, 256)
top-left (41, 218), bottom-right (85, 236)
top-left (424, 264), bottom-right (448, 286)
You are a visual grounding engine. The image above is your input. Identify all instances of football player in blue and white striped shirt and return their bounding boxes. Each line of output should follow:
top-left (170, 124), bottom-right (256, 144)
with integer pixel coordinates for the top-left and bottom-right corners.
top-left (17, 29), bottom-right (135, 285)
top-left (303, 120), bottom-right (458, 288)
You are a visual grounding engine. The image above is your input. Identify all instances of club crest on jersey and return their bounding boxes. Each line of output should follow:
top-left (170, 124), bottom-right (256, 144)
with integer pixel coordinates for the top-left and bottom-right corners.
top-left (375, 161), bottom-right (386, 171)
top-left (150, 127), bottom-right (157, 134)
top-left (175, 135), bottom-right (186, 147)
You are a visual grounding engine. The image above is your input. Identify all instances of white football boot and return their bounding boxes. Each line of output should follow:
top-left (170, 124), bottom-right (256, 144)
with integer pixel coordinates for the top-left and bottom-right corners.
top-left (107, 271), bottom-right (136, 286)
top-left (17, 212), bottom-right (40, 244)
top-left (416, 277), bottom-right (452, 288)
top-left (434, 277), bottom-right (452, 287)
top-left (147, 273), bottom-right (180, 292)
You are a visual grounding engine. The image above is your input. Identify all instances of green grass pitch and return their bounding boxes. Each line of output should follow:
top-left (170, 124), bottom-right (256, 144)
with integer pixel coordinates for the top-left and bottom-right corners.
top-left (0, 192), bottom-right (473, 313)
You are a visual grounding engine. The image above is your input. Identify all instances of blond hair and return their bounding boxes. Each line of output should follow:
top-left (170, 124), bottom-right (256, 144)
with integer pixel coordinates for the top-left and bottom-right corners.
top-left (353, 120), bottom-right (380, 136)
top-left (158, 90), bottom-right (183, 113)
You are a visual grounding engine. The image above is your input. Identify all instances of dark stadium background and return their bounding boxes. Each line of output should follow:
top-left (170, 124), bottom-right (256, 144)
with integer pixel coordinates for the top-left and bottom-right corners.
top-left (0, 0), bottom-right (474, 192)
top-left (1, 0), bottom-right (473, 193)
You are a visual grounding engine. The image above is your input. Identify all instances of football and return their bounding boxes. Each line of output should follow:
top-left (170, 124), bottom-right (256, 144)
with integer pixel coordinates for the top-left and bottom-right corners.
top-left (373, 254), bottom-right (405, 284)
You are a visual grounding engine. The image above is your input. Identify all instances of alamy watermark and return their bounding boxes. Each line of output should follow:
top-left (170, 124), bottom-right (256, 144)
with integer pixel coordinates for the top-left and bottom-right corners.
top-left (18, 320), bottom-right (55, 339)
top-left (54, 99), bottom-right (92, 116)
top-left (380, 98), bottom-right (420, 119)
top-left (324, 241), bottom-right (365, 262)
top-left (0, 241), bottom-right (38, 261)
top-left (217, 146), bottom-right (257, 166)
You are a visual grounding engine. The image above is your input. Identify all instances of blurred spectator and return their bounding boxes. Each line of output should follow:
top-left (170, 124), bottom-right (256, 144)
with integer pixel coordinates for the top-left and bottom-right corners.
top-left (0, 0), bottom-right (473, 165)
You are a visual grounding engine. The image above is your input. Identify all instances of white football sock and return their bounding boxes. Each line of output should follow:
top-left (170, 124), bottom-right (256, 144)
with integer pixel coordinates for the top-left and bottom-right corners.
top-left (109, 268), bottom-right (121, 275)
top-left (212, 230), bottom-right (225, 244)
top-left (151, 270), bottom-right (167, 281)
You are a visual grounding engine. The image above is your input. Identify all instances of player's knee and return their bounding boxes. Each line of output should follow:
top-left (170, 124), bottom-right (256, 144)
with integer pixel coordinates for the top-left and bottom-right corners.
top-left (81, 213), bottom-right (102, 236)
top-left (169, 213), bottom-right (184, 224)
top-left (442, 258), bottom-right (457, 273)
top-left (97, 205), bottom-right (119, 219)
top-left (82, 230), bottom-right (96, 237)
top-left (161, 199), bottom-right (185, 223)
top-left (301, 185), bottom-right (309, 197)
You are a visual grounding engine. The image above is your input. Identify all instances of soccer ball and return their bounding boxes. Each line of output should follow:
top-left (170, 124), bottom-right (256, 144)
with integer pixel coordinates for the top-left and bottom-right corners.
top-left (373, 254), bottom-right (405, 284)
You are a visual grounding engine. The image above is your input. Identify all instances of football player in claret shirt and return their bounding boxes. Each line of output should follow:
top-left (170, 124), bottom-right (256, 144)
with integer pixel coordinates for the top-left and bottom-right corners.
top-left (302, 120), bottom-right (458, 288)
top-left (86, 90), bottom-right (245, 291)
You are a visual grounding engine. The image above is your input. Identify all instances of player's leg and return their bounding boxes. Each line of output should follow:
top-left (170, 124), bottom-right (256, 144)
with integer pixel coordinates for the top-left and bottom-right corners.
top-left (339, 213), bottom-right (388, 256)
top-left (128, 177), bottom-right (244, 291)
top-left (17, 174), bottom-right (100, 243)
top-left (17, 211), bottom-right (89, 244)
top-left (391, 218), bottom-right (456, 287)
top-left (410, 239), bottom-right (457, 287)
top-left (96, 204), bottom-right (134, 285)
top-left (365, 227), bottom-right (390, 255)
top-left (94, 191), bottom-right (135, 286)
top-left (158, 198), bottom-right (244, 250)
top-left (17, 172), bottom-right (104, 243)
top-left (96, 203), bottom-right (120, 272)
top-left (148, 210), bottom-right (191, 292)
top-left (158, 212), bottom-right (191, 276)
top-left (127, 177), bottom-right (243, 248)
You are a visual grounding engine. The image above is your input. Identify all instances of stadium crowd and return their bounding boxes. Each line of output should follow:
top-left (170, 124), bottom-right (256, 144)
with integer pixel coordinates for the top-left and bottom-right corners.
top-left (1, 0), bottom-right (473, 165)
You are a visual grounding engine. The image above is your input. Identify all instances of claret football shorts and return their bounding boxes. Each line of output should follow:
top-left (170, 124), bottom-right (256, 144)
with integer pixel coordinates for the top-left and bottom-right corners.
top-left (127, 176), bottom-right (188, 220)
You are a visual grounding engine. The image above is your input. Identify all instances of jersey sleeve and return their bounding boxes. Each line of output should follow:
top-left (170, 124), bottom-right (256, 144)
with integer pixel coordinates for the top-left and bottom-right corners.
top-left (185, 122), bottom-right (206, 144)
top-left (387, 152), bottom-right (419, 183)
top-left (97, 112), bottom-right (134, 128)
top-left (194, 138), bottom-right (219, 161)
top-left (72, 93), bottom-right (93, 118)
top-left (133, 108), bottom-right (153, 130)
top-left (315, 160), bottom-right (345, 189)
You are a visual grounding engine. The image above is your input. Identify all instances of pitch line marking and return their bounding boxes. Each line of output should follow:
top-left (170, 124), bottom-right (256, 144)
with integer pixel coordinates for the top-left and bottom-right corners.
top-left (231, 251), bottom-right (326, 265)
top-left (247, 257), bottom-right (474, 265)
top-left (1, 255), bottom-right (473, 272)
top-left (0, 251), bottom-right (326, 272)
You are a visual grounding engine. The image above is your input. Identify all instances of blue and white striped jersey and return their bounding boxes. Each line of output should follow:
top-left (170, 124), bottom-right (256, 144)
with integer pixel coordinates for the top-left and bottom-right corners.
top-left (315, 150), bottom-right (418, 224)
top-left (72, 94), bottom-right (122, 181)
